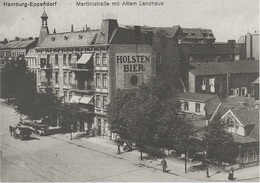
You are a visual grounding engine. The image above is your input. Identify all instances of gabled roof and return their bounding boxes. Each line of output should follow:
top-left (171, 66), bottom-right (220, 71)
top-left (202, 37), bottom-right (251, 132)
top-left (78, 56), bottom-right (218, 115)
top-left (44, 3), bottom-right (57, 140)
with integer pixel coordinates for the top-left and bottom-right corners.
top-left (1, 39), bottom-right (35, 49)
top-left (210, 96), bottom-right (256, 121)
top-left (37, 30), bottom-right (98, 49)
top-left (140, 25), bottom-right (181, 38)
top-left (232, 133), bottom-right (258, 143)
top-left (189, 60), bottom-right (259, 76)
top-left (25, 49), bottom-right (37, 57)
top-left (178, 92), bottom-right (218, 102)
top-left (249, 120), bottom-right (259, 140)
top-left (230, 108), bottom-right (259, 126)
top-left (252, 77), bottom-right (260, 84)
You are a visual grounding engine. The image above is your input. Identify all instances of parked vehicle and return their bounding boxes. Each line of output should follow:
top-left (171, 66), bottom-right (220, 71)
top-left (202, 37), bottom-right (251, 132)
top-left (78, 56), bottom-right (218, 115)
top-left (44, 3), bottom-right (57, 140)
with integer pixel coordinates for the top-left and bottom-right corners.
top-left (13, 126), bottom-right (32, 140)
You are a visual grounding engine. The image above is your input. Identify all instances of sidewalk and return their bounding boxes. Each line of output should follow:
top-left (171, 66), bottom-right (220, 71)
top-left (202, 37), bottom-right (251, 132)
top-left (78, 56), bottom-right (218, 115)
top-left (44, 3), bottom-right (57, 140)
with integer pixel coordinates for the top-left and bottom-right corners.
top-left (49, 132), bottom-right (260, 182)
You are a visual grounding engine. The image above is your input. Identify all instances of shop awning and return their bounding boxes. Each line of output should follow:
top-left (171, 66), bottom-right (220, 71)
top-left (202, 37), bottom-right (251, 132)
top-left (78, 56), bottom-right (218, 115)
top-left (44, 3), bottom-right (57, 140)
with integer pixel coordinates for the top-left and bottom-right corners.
top-left (79, 95), bottom-right (93, 104)
top-left (77, 53), bottom-right (93, 64)
top-left (69, 95), bottom-right (82, 103)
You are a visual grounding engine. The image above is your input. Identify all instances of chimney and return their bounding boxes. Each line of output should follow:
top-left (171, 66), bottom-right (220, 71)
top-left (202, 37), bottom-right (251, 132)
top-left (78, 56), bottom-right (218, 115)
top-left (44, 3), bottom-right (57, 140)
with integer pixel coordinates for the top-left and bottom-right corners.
top-left (53, 28), bottom-right (56, 34)
top-left (15, 37), bottom-right (20, 41)
top-left (83, 27), bottom-right (85, 31)
top-left (71, 24), bottom-right (74, 32)
top-left (86, 24), bottom-right (89, 31)
top-left (28, 37), bottom-right (33, 40)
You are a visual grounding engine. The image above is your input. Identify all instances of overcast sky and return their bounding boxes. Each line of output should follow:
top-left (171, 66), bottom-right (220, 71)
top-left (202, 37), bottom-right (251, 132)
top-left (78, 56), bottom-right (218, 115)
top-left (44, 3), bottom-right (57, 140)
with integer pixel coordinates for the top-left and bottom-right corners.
top-left (0, 0), bottom-right (259, 42)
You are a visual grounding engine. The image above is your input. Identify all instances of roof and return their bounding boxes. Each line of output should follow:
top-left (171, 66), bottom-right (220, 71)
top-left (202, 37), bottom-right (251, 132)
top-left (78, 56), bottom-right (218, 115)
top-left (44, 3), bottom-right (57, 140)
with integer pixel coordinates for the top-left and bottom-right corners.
top-left (37, 30), bottom-right (98, 49)
top-left (232, 133), bottom-right (258, 143)
top-left (109, 27), bottom-right (152, 45)
top-left (230, 108), bottom-right (259, 126)
top-left (252, 77), bottom-right (260, 84)
top-left (25, 48), bottom-right (37, 57)
top-left (189, 60), bottom-right (259, 76)
top-left (248, 120), bottom-right (259, 140)
top-left (212, 96), bottom-right (256, 120)
top-left (138, 25), bottom-right (181, 38)
top-left (178, 92), bottom-right (218, 102)
top-left (181, 42), bottom-right (243, 55)
top-left (181, 28), bottom-right (215, 40)
top-left (1, 39), bottom-right (35, 49)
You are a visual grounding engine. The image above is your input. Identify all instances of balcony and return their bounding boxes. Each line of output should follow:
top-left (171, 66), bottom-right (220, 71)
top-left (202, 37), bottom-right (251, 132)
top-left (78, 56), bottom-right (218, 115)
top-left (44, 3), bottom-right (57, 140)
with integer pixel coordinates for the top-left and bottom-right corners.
top-left (40, 64), bottom-right (52, 70)
top-left (70, 63), bottom-right (93, 71)
top-left (70, 84), bottom-right (94, 93)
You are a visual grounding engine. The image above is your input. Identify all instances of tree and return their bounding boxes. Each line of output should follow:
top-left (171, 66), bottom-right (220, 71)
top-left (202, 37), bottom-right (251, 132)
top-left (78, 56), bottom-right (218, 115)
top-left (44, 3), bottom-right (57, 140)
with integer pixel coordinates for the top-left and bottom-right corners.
top-left (108, 76), bottom-right (194, 151)
top-left (202, 113), bottom-right (234, 165)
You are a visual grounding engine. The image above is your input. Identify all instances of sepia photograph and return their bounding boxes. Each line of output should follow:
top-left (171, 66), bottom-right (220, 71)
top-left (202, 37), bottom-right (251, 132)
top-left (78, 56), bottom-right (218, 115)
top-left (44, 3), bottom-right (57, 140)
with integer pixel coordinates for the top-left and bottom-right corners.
top-left (0, 0), bottom-right (259, 182)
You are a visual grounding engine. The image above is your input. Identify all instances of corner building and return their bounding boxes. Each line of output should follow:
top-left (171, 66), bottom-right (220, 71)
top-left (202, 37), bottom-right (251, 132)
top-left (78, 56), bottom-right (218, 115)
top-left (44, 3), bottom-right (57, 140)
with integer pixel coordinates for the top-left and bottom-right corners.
top-left (92, 20), bottom-right (156, 135)
top-left (36, 11), bottom-right (156, 134)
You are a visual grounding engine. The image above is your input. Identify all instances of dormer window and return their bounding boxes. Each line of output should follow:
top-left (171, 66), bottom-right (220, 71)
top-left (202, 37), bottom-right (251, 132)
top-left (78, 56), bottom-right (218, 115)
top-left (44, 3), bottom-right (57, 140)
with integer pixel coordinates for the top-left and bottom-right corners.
top-left (78, 35), bottom-right (83, 39)
top-left (64, 36), bottom-right (68, 40)
top-left (51, 37), bottom-right (55, 41)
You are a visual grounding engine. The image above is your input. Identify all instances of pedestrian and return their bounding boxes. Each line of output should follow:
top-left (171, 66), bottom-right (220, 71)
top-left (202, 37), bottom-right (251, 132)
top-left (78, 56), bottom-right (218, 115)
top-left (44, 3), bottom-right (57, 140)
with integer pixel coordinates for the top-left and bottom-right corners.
top-left (161, 158), bottom-right (167, 173)
top-left (9, 125), bottom-right (13, 136)
top-left (228, 167), bottom-right (234, 181)
top-left (117, 144), bottom-right (121, 154)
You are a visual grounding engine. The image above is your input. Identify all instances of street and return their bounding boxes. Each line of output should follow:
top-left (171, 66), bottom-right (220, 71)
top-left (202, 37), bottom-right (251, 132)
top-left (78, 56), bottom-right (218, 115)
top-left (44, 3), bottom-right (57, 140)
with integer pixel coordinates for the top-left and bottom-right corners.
top-left (1, 102), bottom-right (193, 182)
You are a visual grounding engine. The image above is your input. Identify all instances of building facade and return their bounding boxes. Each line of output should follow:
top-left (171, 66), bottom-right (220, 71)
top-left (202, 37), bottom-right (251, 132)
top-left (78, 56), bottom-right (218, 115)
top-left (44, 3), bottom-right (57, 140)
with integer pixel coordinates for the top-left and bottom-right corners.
top-left (188, 60), bottom-right (259, 98)
top-left (36, 11), bottom-right (156, 135)
top-left (221, 108), bottom-right (259, 167)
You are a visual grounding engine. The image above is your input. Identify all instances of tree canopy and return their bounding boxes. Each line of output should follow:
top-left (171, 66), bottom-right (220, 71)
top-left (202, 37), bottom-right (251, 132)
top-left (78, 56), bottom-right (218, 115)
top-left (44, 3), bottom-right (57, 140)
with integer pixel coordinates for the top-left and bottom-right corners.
top-left (202, 113), bottom-right (234, 164)
top-left (108, 76), bottom-right (194, 150)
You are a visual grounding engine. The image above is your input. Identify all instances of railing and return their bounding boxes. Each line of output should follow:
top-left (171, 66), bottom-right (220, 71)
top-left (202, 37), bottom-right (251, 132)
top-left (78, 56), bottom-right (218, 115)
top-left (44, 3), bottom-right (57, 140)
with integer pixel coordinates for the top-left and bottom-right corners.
top-left (40, 64), bottom-right (52, 69)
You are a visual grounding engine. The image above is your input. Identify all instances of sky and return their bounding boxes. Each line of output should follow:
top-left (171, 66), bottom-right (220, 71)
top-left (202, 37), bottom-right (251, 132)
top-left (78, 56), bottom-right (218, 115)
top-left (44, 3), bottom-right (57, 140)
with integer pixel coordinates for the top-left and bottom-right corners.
top-left (0, 0), bottom-right (259, 42)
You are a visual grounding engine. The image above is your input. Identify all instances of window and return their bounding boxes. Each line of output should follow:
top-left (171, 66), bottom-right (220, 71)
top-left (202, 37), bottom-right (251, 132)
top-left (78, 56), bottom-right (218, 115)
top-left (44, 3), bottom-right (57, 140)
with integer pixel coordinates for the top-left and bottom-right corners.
top-left (96, 95), bottom-right (101, 108)
top-left (209, 78), bottom-right (215, 93)
top-left (103, 96), bottom-right (108, 109)
top-left (96, 53), bottom-right (100, 65)
top-left (184, 101), bottom-right (189, 111)
top-left (69, 72), bottom-right (73, 84)
top-left (55, 72), bottom-right (59, 83)
top-left (96, 73), bottom-right (101, 87)
top-left (103, 74), bottom-right (107, 87)
top-left (63, 72), bottom-right (67, 85)
top-left (47, 54), bottom-right (50, 66)
top-left (195, 103), bottom-right (200, 112)
top-left (55, 54), bottom-right (58, 65)
top-left (68, 54), bottom-right (72, 65)
top-left (102, 53), bottom-right (107, 65)
top-left (63, 54), bottom-right (67, 65)
top-left (202, 78), bottom-right (206, 91)
top-left (241, 87), bottom-right (247, 96)
top-left (64, 91), bottom-right (68, 102)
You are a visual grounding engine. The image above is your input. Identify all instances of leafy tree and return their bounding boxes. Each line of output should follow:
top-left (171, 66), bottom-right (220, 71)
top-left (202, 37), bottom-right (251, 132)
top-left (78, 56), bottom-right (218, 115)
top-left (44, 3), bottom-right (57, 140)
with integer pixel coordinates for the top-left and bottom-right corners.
top-left (108, 76), bottom-right (194, 149)
top-left (202, 113), bottom-right (234, 165)
top-left (59, 103), bottom-right (93, 131)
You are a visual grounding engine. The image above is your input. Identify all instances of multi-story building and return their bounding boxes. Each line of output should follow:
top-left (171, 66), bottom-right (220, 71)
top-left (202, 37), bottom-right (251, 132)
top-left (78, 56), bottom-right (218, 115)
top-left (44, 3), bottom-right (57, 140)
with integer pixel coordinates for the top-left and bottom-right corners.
top-left (36, 11), bottom-right (156, 134)
top-left (187, 60), bottom-right (259, 98)
top-left (237, 31), bottom-right (259, 60)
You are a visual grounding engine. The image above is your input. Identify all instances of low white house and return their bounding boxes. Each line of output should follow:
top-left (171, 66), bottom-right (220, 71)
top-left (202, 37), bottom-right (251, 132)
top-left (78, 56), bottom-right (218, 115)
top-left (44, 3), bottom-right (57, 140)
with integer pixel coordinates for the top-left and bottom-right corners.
top-left (178, 92), bottom-right (221, 117)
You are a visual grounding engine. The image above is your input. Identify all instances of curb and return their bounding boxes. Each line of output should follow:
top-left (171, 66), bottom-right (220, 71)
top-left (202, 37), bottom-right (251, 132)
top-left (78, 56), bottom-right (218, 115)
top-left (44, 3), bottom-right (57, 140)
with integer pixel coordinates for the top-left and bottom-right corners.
top-left (48, 134), bottom-right (260, 182)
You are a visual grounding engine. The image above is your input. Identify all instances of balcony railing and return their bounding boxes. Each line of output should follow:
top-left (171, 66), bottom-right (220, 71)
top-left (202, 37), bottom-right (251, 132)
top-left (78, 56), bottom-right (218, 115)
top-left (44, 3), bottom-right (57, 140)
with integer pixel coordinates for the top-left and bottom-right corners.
top-left (40, 64), bottom-right (52, 69)
top-left (70, 63), bottom-right (93, 71)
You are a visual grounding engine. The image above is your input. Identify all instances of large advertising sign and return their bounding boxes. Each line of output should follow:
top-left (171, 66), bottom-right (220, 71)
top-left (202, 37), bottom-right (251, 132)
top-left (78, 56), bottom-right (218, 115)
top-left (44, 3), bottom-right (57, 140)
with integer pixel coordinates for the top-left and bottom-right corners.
top-left (115, 53), bottom-right (152, 89)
